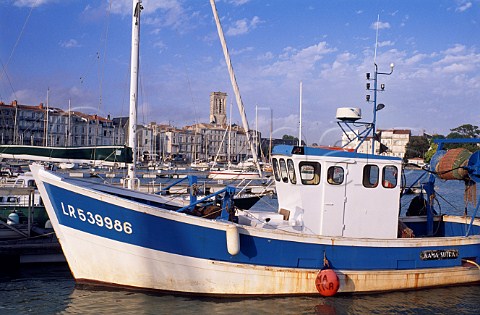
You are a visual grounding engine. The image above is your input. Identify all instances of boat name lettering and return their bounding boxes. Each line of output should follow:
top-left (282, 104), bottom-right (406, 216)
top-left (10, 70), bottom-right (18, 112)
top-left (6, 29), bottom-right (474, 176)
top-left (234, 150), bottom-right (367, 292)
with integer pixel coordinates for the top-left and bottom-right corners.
top-left (60, 202), bottom-right (133, 235)
top-left (420, 249), bottom-right (458, 260)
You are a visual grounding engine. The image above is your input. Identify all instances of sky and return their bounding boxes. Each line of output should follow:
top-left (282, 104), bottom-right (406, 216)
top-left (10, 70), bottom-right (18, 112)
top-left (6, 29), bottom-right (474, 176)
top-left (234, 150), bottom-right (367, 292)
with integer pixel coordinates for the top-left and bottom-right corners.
top-left (1, 0), bottom-right (479, 146)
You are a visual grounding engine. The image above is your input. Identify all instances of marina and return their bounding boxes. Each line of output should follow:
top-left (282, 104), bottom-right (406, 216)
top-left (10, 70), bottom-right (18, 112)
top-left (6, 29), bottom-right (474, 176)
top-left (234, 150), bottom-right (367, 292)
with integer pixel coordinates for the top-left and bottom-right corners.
top-left (1, 0), bottom-right (479, 312)
top-left (21, 0), bottom-right (480, 297)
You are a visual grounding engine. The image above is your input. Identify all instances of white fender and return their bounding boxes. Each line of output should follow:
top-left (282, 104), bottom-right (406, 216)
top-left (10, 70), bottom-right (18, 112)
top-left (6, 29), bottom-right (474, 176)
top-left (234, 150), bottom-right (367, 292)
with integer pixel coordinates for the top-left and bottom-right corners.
top-left (226, 224), bottom-right (240, 255)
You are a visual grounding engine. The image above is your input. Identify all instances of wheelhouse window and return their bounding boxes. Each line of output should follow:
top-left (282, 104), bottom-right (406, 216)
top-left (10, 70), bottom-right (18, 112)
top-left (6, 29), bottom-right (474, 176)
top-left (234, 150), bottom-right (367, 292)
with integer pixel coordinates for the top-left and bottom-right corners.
top-left (299, 161), bottom-right (321, 185)
top-left (287, 159), bottom-right (297, 184)
top-left (382, 165), bottom-right (398, 188)
top-left (279, 159), bottom-right (288, 183)
top-left (272, 158), bottom-right (280, 182)
top-left (363, 165), bottom-right (379, 188)
top-left (327, 166), bottom-right (344, 185)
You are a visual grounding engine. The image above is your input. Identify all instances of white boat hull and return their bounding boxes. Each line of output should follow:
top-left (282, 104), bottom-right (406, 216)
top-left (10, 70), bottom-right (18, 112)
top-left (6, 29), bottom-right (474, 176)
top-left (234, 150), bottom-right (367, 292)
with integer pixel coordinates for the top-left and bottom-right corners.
top-left (31, 165), bottom-right (480, 295)
top-left (55, 224), bottom-right (480, 295)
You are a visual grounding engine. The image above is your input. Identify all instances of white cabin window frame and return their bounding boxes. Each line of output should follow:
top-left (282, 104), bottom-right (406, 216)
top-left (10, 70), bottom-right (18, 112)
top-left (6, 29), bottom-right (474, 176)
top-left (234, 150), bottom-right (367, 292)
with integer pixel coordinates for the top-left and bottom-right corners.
top-left (272, 158), bottom-right (281, 182)
top-left (363, 164), bottom-right (379, 188)
top-left (327, 166), bottom-right (344, 185)
top-left (299, 161), bottom-right (321, 185)
top-left (279, 158), bottom-right (288, 183)
top-left (287, 159), bottom-right (297, 184)
top-left (382, 165), bottom-right (398, 188)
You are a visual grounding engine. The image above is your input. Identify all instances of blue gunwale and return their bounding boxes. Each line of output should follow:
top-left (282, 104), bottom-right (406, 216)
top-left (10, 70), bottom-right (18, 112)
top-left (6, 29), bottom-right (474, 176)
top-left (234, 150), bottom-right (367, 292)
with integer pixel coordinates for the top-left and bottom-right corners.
top-left (272, 145), bottom-right (402, 161)
top-left (43, 182), bottom-right (478, 272)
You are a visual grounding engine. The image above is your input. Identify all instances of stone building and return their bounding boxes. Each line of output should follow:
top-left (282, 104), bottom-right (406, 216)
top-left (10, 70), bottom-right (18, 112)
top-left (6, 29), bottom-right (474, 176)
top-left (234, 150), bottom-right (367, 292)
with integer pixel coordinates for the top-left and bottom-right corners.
top-left (342, 129), bottom-right (411, 158)
top-left (209, 92), bottom-right (227, 125)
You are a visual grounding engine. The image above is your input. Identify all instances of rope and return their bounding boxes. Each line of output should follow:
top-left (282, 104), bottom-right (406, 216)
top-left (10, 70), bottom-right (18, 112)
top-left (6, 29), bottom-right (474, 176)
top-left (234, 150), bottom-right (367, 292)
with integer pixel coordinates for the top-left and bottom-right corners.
top-left (462, 259), bottom-right (480, 270)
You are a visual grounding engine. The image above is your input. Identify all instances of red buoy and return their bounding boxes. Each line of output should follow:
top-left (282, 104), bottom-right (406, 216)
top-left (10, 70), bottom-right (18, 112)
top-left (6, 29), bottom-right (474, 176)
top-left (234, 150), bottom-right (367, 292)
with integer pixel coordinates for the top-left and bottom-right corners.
top-left (315, 269), bottom-right (340, 296)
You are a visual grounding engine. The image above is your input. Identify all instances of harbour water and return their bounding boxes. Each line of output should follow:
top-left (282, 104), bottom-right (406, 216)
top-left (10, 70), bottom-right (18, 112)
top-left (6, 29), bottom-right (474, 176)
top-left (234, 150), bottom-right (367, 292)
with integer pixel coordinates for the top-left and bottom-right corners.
top-left (0, 169), bottom-right (479, 314)
top-left (0, 263), bottom-right (479, 314)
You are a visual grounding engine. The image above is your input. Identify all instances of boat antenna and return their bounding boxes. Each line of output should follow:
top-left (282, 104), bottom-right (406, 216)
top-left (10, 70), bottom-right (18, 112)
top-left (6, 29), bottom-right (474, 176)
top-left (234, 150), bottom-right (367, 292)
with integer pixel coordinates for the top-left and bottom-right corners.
top-left (126, 0), bottom-right (143, 189)
top-left (370, 15), bottom-right (394, 155)
top-left (374, 14), bottom-right (380, 65)
top-left (210, 0), bottom-right (263, 177)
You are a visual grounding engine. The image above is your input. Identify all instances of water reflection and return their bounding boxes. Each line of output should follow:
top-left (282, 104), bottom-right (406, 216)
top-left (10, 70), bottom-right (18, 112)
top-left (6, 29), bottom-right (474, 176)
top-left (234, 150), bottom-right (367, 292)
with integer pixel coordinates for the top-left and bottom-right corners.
top-left (60, 284), bottom-right (480, 315)
top-left (0, 264), bottom-right (479, 314)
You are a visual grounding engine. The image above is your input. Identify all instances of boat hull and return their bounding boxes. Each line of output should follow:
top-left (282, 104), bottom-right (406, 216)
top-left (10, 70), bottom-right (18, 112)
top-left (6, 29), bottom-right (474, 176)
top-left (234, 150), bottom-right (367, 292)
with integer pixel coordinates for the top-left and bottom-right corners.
top-left (208, 170), bottom-right (261, 180)
top-left (60, 224), bottom-right (480, 295)
top-left (31, 166), bottom-right (480, 295)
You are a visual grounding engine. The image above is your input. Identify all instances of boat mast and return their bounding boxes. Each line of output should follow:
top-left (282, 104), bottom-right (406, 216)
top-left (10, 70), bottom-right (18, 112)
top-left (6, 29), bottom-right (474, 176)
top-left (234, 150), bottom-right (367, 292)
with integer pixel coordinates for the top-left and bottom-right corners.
top-left (228, 102), bottom-right (232, 165)
top-left (298, 81), bottom-right (303, 146)
top-left (45, 88), bottom-right (49, 147)
top-left (210, 0), bottom-right (263, 178)
top-left (127, 0), bottom-right (142, 189)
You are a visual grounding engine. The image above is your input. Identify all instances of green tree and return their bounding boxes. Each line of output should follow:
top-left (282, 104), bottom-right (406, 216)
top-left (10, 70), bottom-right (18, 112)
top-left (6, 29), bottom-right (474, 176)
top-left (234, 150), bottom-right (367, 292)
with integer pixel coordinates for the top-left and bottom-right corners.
top-left (404, 136), bottom-right (430, 160)
top-left (450, 124), bottom-right (480, 138)
top-left (282, 134), bottom-right (298, 142)
top-left (424, 134), bottom-right (445, 163)
top-left (445, 124), bottom-right (480, 151)
top-left (424, 143), bottom-right (437, 164)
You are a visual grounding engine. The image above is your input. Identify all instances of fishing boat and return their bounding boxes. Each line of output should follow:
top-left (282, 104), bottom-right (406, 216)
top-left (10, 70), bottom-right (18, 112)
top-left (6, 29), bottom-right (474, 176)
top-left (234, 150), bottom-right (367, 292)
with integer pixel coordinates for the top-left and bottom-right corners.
top-left (29, 0), bottom-right (480, 296)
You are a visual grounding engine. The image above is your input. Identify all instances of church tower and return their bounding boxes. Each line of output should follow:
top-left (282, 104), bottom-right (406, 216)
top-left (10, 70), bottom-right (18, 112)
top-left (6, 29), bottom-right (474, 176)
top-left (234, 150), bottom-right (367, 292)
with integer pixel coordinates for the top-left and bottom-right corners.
top-left (209, 92), bottom-right (227, 125)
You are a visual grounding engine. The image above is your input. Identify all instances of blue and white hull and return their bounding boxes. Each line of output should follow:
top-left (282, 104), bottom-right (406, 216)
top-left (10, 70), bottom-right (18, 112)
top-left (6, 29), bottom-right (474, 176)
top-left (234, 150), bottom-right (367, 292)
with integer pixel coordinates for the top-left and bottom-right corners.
top-left (31, 165), bottom-right (480, 295)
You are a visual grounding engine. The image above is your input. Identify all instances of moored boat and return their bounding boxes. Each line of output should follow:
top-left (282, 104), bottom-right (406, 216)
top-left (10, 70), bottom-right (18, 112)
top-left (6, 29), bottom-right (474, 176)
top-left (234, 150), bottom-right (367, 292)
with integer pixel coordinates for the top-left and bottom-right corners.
top-left (208, 169), bottom-right (261, 180)
top-left (29, 0), bottom-right (480, 296)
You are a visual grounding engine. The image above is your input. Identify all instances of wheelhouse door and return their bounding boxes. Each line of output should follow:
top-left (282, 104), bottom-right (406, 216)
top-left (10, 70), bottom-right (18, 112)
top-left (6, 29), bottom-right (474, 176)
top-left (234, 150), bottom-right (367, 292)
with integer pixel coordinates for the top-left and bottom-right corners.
top-left (320, 162), bottom-right (348, 236)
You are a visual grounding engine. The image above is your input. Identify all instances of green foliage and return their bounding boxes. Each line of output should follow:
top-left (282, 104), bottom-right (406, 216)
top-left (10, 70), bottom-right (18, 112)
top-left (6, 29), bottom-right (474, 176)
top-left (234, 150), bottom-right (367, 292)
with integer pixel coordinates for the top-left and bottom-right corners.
top-left (424, 143), bottom-right (438, 164)
top-left (404, 136), bottom-right (430, 160)
top-left (282, 134), bottom-right (298, 142)
top-left (445, 124), bottom-right (480, 151)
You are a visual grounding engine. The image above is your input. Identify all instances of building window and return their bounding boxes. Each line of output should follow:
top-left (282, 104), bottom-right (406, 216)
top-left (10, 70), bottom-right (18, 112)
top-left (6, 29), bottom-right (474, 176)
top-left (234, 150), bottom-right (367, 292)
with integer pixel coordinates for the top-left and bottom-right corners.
top-left (327, 166), bottom-right (344, 185)
top-left (299, 161), bottom-right (320, 185)
top-left (363, 165), bottom-right (379, 188)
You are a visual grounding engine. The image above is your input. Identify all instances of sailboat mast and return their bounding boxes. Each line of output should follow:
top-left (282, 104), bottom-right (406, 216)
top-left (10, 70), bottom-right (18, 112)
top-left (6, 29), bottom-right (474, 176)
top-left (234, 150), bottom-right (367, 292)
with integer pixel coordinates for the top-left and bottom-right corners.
top-left (127, 0), bottom-right (142, 189)
top-left (210, 0), bottom-right (263, 178)
top-left (298, 81), bottom-right (302, 146)
top-left (45, 88), bottom-right (50, 147)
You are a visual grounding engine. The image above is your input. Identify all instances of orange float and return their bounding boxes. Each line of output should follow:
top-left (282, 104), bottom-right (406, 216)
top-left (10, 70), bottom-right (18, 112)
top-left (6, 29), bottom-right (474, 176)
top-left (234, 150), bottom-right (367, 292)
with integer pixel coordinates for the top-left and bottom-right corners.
top-left (315, 269), bottom-right (340, 296)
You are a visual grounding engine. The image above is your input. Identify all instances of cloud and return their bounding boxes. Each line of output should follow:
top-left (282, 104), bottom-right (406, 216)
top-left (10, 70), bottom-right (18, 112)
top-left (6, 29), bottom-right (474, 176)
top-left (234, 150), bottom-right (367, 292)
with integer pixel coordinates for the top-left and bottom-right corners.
top-left (404, 53), bottom-right (428, 65)
top-left (455, 1), bottom-right (472, 12)
top-left (260, 41), bottom-right (336, 78)
top-left (226, 16), bottom-right (262, 36)
top-left (378, 40), bottom-right (395, 47)
top-left (59, 39), bottom-right (81, 48)
top-left (371, 21), bottom-right (391, 30)
top-left (443, 44), bottom-right (466, 55)
top-left (12, 0), bottom-right (57, 7)
top-left (105, 0), bottom-right (189, 32)
top-left (228, 0), bottom-right (251, 6)
top-left (230, 46), bottom-right (254, 55)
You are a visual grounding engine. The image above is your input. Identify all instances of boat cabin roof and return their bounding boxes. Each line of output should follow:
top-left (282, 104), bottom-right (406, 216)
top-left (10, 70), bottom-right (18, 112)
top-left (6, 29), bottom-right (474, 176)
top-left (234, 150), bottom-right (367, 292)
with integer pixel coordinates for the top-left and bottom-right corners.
top-left (272, 145), bottom-right (402, 161)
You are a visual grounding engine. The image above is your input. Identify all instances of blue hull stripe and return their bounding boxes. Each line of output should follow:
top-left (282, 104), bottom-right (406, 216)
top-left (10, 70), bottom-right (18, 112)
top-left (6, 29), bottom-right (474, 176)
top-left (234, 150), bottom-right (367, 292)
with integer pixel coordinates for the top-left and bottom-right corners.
top-left (44, 182), bottom-right (479, 271)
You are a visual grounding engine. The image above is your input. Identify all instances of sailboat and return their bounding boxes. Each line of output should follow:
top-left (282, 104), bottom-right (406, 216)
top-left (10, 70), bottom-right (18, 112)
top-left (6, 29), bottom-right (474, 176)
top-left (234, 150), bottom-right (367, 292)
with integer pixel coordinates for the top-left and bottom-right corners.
top-left (30, 0), bottom-right (480, 296)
